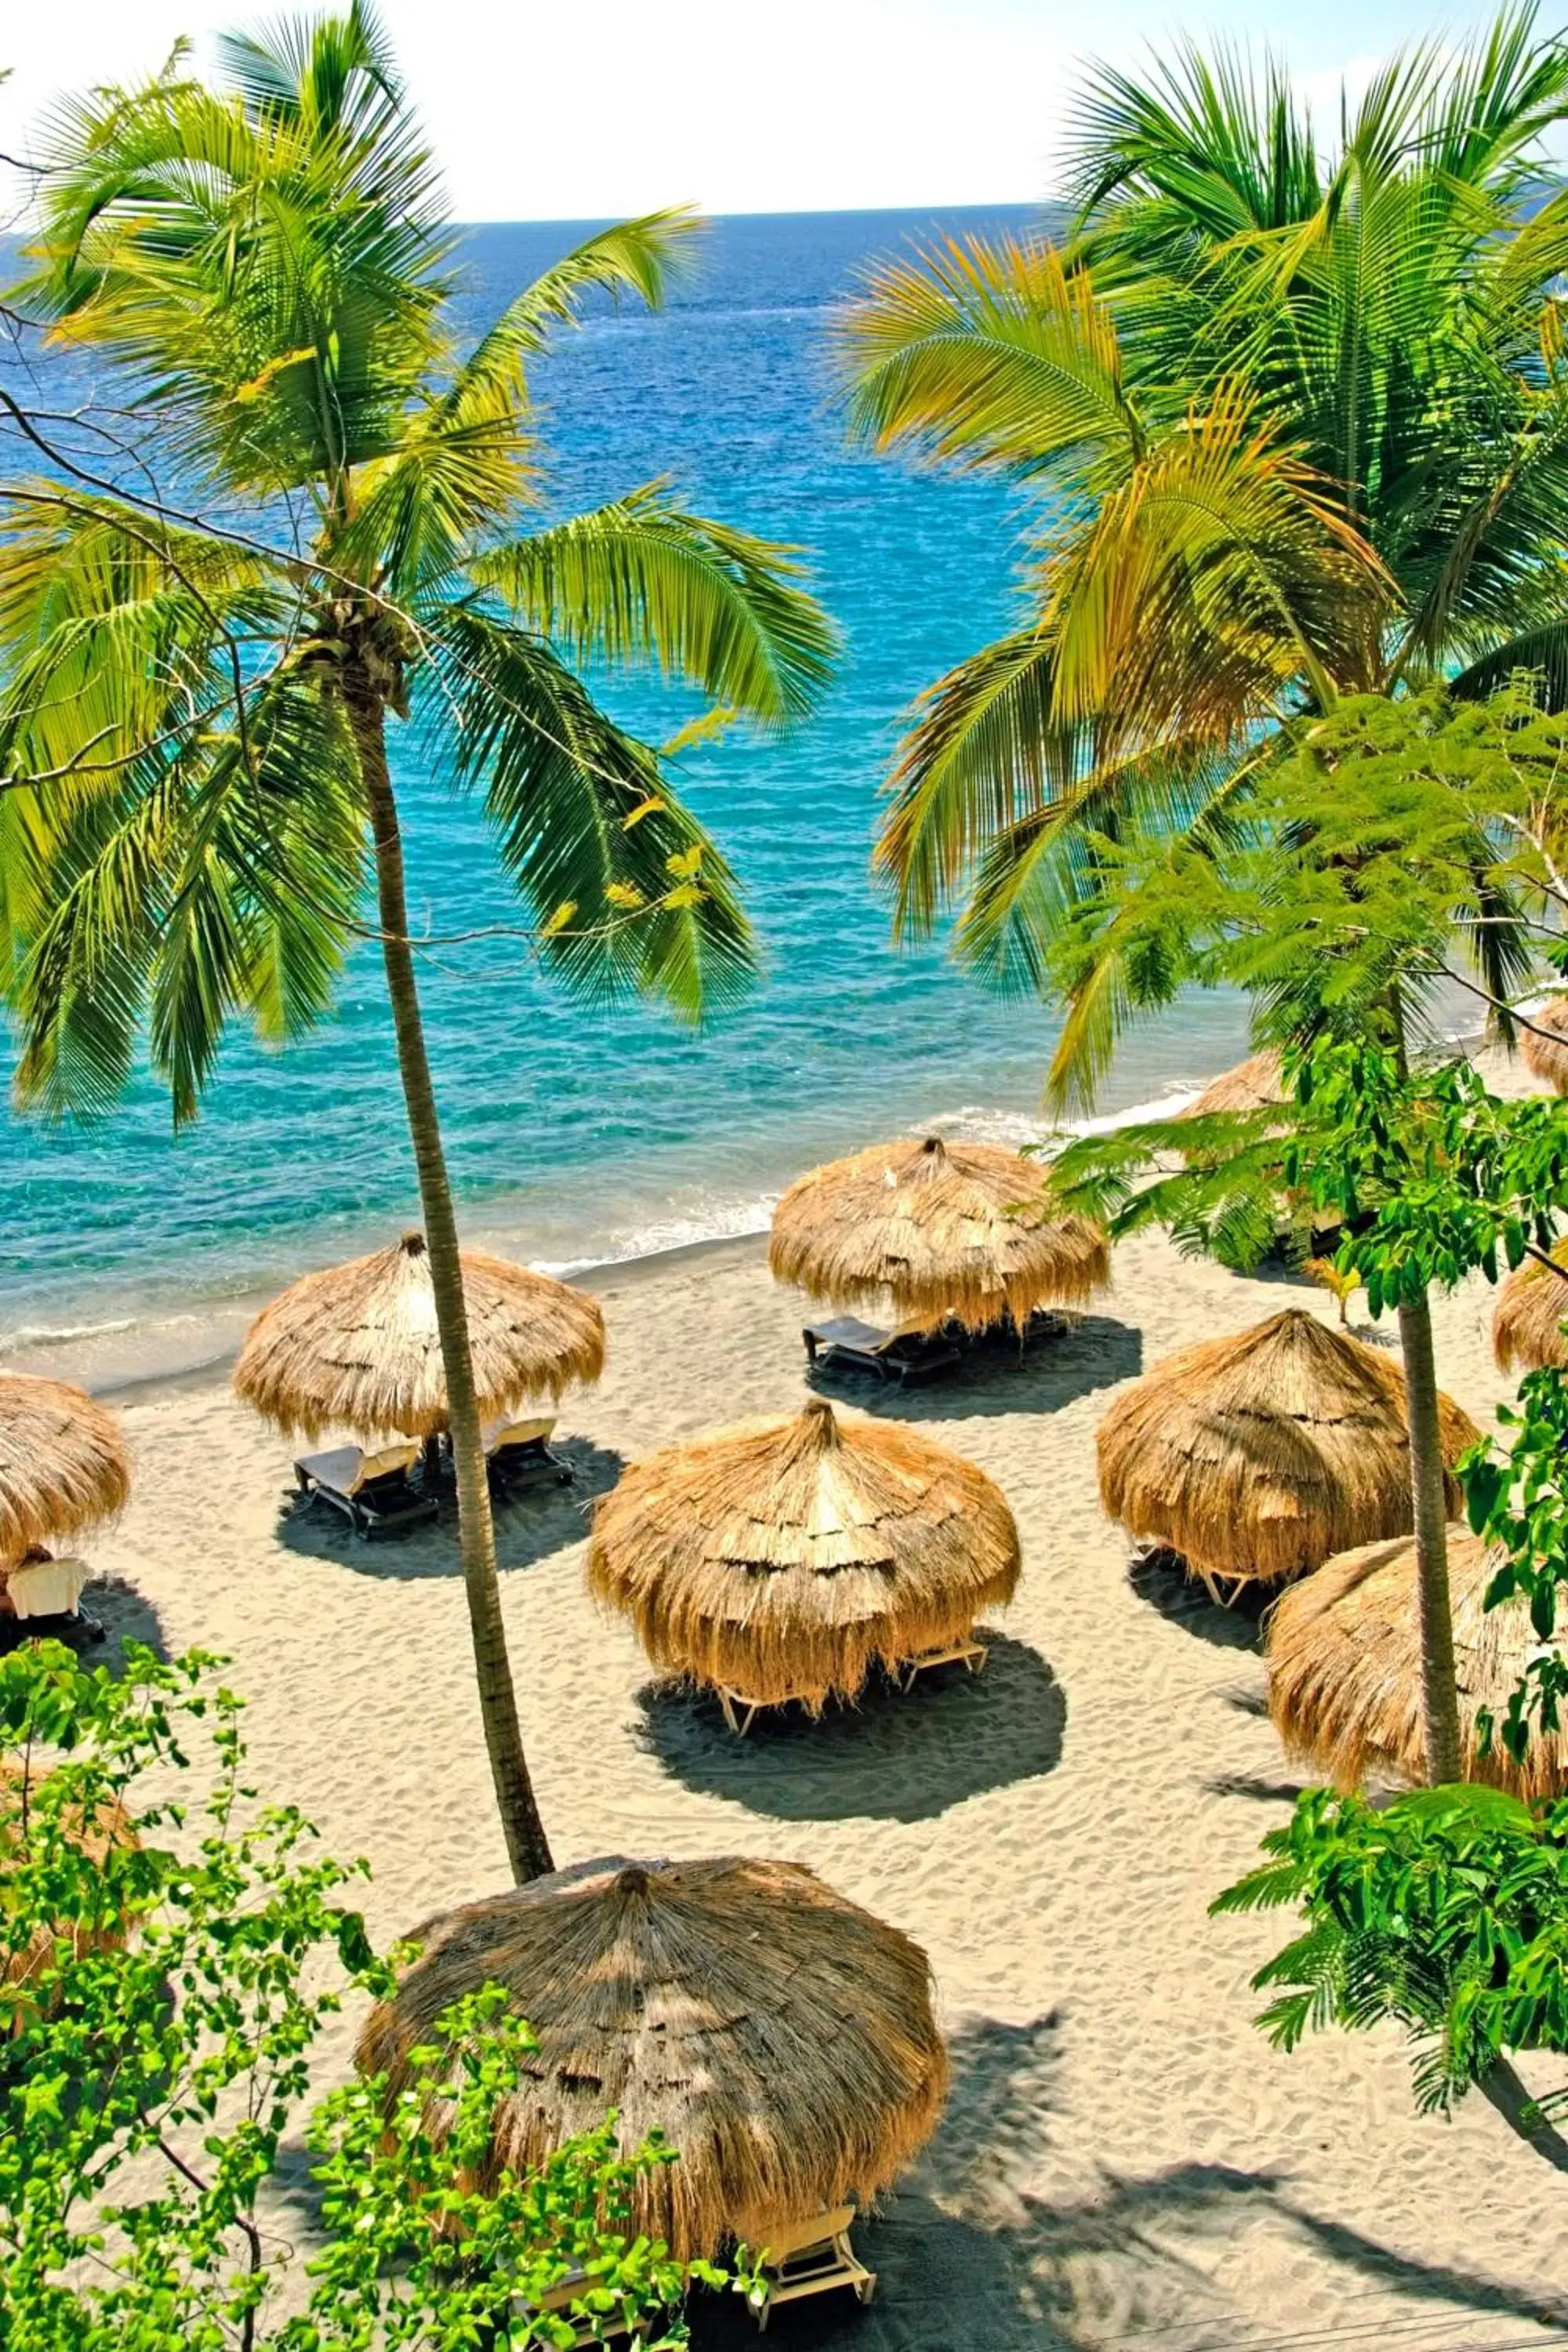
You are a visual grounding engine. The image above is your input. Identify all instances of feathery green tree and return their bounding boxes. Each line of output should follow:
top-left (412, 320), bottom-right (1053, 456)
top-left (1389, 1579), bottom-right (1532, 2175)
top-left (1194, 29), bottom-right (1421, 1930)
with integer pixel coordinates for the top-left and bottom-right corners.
top-left (0, 5), bottom-right (834, 1881)
top-left (0, 1641), bottom-right (735, 2346)
top-left (836, 8), bottom-right (1568, 1103)
top-left (1045, 687), bottom-right (1568, 1777)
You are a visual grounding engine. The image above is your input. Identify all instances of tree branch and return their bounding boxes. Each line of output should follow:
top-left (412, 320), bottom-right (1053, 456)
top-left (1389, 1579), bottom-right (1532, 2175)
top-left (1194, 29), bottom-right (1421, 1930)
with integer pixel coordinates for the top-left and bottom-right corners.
top-left (1479, 2056), bottom-right (1568, 2171)
top-left (1437, 959), bottom-right (1568, 1051)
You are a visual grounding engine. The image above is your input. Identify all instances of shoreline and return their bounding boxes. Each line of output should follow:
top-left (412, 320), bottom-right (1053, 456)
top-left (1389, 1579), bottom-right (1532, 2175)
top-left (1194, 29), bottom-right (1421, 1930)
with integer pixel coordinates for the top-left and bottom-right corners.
top-left (7, 1083), bottom-right (1214, 1398)
top-left (7, 1011), bottom-right (1500, 1401)
top-left (82, 1229), bottom-right (775, 1408)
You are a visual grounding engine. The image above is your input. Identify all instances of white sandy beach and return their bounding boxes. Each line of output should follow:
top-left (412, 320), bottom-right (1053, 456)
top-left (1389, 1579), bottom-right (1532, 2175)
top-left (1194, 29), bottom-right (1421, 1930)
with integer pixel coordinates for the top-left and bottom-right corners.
top-left (52, 1179), bottom-right (1568, 2351)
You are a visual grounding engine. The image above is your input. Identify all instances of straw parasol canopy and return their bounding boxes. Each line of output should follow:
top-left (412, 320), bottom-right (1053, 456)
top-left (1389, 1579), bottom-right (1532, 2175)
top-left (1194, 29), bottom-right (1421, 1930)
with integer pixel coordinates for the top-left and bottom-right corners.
top-left (1492, 1241), bottom-right (1568, 1375)
top-left (1519, 996), bottom-right (1568, 1094)
top-left (1096, 1308), bottom-right (1480, 1586)
top-left (768, 1134), bottom-right (1110, 1334)
top-left (1267, 1527), bottom-right (1568, 1798)
top-left (1174, 1047), bottom-right (1285, 1121)
top-left (358, 1853), bottom-right (949, 2259)
top-left (588, 1396), bottom-right (1020, 1709)
top-left (233, 1231), bottom-right (605, 1440)
top-left (0, 1375), bottom-right (130, 1571)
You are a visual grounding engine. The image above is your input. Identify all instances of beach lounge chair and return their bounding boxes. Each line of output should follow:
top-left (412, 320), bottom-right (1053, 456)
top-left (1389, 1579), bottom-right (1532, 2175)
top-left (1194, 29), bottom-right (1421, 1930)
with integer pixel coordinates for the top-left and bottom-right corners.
top-left (898, 1634), bottom-right (989, 1691)
top-left (514, 2269), bottom-right (638, 2345)
top-left (0, 1552), bottom-right (106, 1650)
top-left (801, 1316), bottom-right (963, 1386)
top-left (483, 1414), bottom-right (573, 1497)
top-left (292, 1441), bottom-right (437, 1537)
top-left (5, 1553), bottom-right (89, 1621)
top-left (716, 1685), bottom-right (786, 1737)
top-left (749, 2205), bottom-right (876, 2331)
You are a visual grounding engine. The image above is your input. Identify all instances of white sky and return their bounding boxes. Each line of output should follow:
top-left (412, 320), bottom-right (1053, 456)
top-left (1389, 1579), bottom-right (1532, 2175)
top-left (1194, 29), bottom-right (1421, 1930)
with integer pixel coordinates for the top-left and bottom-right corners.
top-left (0, 1), bottom-right (1515, 220)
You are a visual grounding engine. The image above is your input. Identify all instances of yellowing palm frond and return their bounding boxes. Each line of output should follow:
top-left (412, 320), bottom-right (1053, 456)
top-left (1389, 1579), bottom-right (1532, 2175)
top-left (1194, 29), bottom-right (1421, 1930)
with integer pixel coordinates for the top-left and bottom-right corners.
top-left (837, 235), bottom-right (1140, 479)
top-left (1040, 387), bottom-right (1390, 744)
top-left (471, 485), bottom-right (837, 731)
top-left (1306, 1258), bottom-right (1363, 1323)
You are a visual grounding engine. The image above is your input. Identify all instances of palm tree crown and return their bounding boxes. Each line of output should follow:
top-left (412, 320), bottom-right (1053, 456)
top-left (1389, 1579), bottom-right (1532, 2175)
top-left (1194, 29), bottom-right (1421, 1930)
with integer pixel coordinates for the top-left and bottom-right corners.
top-left (0, 2), bottom-right (834, 1883)
top-left (837, 6), bottom-right (1568, 1100)
top-left (1, 1), bottom-right (833, 1115)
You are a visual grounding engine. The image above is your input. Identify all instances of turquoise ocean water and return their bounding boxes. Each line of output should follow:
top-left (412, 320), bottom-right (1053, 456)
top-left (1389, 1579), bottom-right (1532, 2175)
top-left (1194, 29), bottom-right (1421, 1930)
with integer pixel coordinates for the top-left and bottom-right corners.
top-left (0, 209), bottom-right (1250, 1370)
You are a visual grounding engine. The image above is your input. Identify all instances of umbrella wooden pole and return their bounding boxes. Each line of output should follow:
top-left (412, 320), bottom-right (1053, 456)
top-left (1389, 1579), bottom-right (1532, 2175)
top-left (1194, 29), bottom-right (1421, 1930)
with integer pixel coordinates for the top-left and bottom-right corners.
top-left (354, 670), bottom-right (553, 1883)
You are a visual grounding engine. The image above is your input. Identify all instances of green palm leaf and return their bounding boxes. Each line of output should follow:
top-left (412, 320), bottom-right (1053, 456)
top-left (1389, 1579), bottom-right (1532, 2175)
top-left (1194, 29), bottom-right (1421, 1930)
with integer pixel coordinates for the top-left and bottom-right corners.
top-left (345, 214), bottom-right (707, 598)
top-left (844, 6), bottom-right (1568, 1105)
top-left (433, 610), bottom-right (755, 1021)
top-left (9, 675), bottom-right (363, 1123)
top-left (471, 486), bottom-right (836, 728)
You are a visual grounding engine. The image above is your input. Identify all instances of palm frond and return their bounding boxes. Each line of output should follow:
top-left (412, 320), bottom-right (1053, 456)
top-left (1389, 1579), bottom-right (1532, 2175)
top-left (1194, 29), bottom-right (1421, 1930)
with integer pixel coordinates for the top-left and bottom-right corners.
top-left (1450, 620), bottom-right (1568, 707)
top-left (1064, 40), bottom-right (1324, 237)
top-left (9, 673), bottom-right (364, 1124)
top-left (873, 627), bottom-right (1066, 939)
top-left (0, 488), bottom-right (289, 922)
top-left (216, 0), bottom-right (404, 129)
top-left (340, 216), bottom-right (708, 598)
top-left (836, 236), bottom-right (1140, 478)
top-left (470, 486), bottom-right (835, 729)
top-left (477, 210), bottom-right (703, 354)
top-left (1414, 2), bottom-right (1568, 187)
top-left (20, 24), bottom-right (452, 490)
top-left (1039, 384), bottom-right (1389, 738)
top-left (433, 609), bottom-right (755, 1021)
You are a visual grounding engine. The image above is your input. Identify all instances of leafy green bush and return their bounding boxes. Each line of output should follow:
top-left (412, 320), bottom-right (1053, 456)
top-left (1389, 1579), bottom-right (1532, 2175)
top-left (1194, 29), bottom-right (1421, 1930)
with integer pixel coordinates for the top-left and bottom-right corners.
top-left (0, 1641), bottom-right (724, 2350)
top-left (1214, 1783), bottom-right (1568, 2118)
top-left (1460, 1363), bottom-right (1568, 1764)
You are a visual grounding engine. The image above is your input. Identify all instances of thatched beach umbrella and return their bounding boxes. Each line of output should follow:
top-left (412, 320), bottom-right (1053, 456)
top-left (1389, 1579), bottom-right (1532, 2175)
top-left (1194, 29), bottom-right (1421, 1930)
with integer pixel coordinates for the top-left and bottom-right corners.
top-left (1492, 1241), bottom-right (1568, 1375)
top-left (1096, 1308), bottom-right (1479, 1589)
top-left (1175, 1047), bottom-right (1285, 1121)
top-left (1519, 996), bottom-right (1568, 1094)
top-left (588, 1396), bottom-right (1019, 1709)
top-left (1267, 1528), bottom-right (1568, 1798)
top-left (233, 1231), bottom-right (604, 1440)
top-left (769, 1134), bottom-right (1109, 1334)
top-left (1, 1765), bottom-right (139, 2009)
top-left (358, 1853), bottom-right (949, 2259)
top-left (0, 1375), bottom-right (130, 1570)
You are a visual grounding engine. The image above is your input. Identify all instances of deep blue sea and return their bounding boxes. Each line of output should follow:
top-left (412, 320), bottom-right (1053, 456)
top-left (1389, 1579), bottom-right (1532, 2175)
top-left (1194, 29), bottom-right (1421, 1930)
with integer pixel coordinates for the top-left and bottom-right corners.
top-left (1, 209), bottom-right (1250, 1370)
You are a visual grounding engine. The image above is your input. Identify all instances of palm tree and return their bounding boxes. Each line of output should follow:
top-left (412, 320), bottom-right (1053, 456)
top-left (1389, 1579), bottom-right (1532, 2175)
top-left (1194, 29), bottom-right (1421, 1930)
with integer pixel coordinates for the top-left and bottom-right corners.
top-left (837, 6), bottom-right (1568, 1099)
top-left (0, 5), bottom-right (834, 1881)
top-left (837, 9), bottom-right (1568, 1788)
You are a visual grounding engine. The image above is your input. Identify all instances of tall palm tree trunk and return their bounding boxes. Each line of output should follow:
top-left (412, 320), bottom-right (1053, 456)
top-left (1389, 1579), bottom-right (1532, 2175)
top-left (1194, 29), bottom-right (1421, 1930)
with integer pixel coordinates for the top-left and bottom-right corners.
top-left (1381, 989), bottom-right (1462, 1787)
top-left (347, 667), bottom-right (554, 1883)
top-left (1396, 1292), bottom-right (1462, 1785)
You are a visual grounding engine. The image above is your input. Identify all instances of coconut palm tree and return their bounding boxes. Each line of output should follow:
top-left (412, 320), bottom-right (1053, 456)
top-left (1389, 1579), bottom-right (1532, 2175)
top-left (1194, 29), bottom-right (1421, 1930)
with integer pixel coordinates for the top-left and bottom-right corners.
top-left (0, 5), bottom-right (834, 1881)
top-left (840, 12), bottom-right (1568, 1790)
top-left (837, 6), bottom-right (1568, 1103)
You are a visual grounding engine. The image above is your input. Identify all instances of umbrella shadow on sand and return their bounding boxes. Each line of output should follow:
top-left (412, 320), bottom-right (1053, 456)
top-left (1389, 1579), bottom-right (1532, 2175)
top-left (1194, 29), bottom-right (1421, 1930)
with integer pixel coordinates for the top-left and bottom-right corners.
top-left (89, 1572), bottom-right (169, 1665)
top-left (691, 2009), bottom-right (1568, 2347)
top-left (269, 2007), bottom-right (1568, 2350)
top-left (633, 1632), bottom-right (1066, 1824)
top-left (1127, 1548), bottom-right (1269, 1651)
top-left (816, 1315), bottom-right (1143, 1427)
top-left (272, 1436), bottom-right (626, 1580)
